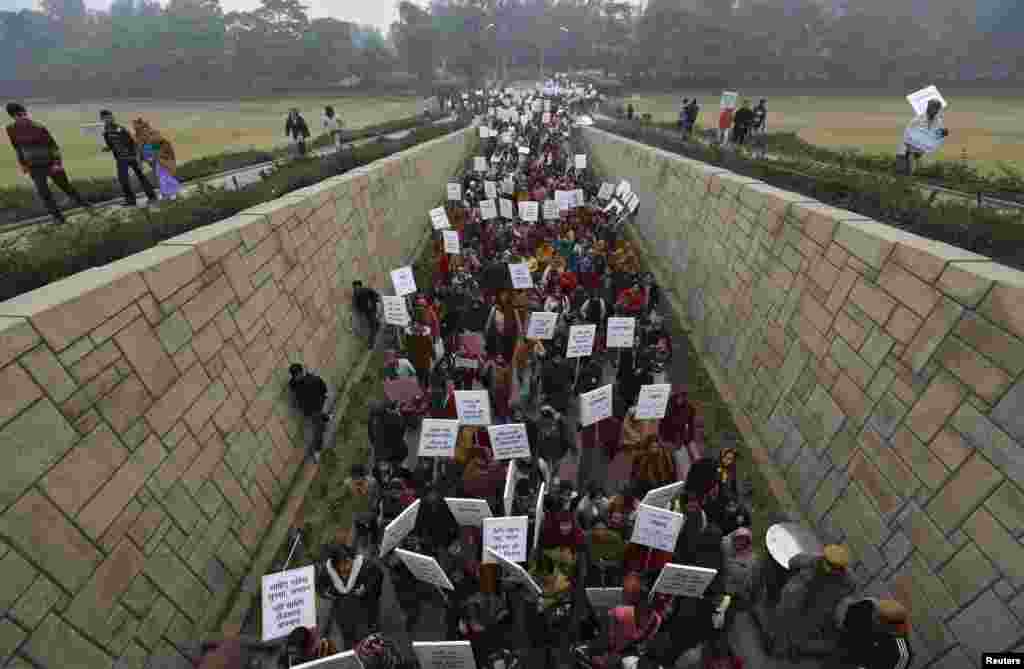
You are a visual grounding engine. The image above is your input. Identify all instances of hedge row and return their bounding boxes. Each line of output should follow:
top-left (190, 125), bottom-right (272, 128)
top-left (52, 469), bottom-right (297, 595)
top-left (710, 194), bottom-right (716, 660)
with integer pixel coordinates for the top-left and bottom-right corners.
top-left (0, 119), bottom-right (469, 302)
top-left (0, 113), bottom-right (430, 226)
top-left (594, 119), bottom-right (1024, 271)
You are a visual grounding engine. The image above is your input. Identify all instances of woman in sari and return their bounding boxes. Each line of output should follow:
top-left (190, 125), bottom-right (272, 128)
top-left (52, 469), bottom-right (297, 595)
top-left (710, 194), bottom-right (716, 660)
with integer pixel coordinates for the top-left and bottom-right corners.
top-left (132, 119), bottom-right (180, 200)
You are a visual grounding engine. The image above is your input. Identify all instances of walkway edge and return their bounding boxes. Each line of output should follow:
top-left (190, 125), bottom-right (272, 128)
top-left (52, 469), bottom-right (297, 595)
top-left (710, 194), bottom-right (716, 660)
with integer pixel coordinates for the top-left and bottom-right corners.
top-left (624, 223), bottom-right (811, 528)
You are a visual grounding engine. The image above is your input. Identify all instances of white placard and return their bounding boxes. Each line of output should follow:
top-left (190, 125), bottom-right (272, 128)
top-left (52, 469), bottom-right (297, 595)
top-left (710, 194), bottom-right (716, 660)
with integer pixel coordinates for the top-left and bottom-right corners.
top-left (598, 183), bottom-right (614, 200)
top-left (526, 311), bottom-right (558, 340)
top-left (575, 154), bottom-right (587, 170)
top-left (380, 499), bottom-right (421, 556)
top-left (629, 503), bottom-right (684, 552)
top-left (447, 183), bottom-right (462, 201)
top-left (555, 190), bottom-right (573, 212)
top-left (641, 480), bottom-right (686, 509)
top-left (504, 459), bottom-right (517, 516)
top-left (542, 112), bottom-right (551, 124)
top-left (487, 548), bottom-right (543, 596)
top-left (500, 197), bottom-right (515, 219)
top-left (566, 324), bottom-right (597, 358)
top-left (606, 317), bottom-right (635, 348)
top-left (502, 176), bottom-right (515, 195)
top-left (480, 198), bottom-right (498, 220)
top-left (533, 481), bottom-right (546, 551)
top-left (484, 180), bottom-right (498, 200)
top-left (445, 498), bottom-right (493, 527)
top-left (395, 548), bottom-right (455, 591)
top-left (573, 189), bottom-right (585, 208)
top-left (479, 126), bottom-right (490, 139)
top-left (615, 180), bottom-right (631, 198)
top-left (586, 588), bottom-right (624, 609)
top-left (517, 145), bottom-right (530, 155)
top-left (412, 641), bottom-right (477, 669)
top-left (482, 516), bottom-right (529, 564)
top-left (579, 384), bottom-right (613, 427)
top-left (625, 191), bottom-right (640, 214)
top-left (390, 266), bottom-right (417, 297)
top-left (906, 85), bottom-right (947, 116)
top-left (418, 418), bottom-right (460, 458)
top-left (293, 650), bottom-right (363, 669)
top-left (487, 423), bottom-right (531, 460)
top-left (720, 91), bottom-right (739, 110)
top-left (443, 230), bottom-right (461, 255)
top-left (519, 200), bottom-right (539, 222)
top-left (454, 390), bottom-right (492, 426)
top-left (543, 199), bottom-right (559, 220)
top-left (430, 207), bottom-right (451, 230)
top-left (382, 295), bottom-right (410, 327)
top-left (651, 563), bottom-right (718, 599)
top-left (261, 565), bottom-right (316, 641)
top-left (636, 384), bottom-right (672, 421)
top-left (473, 156), bottom-right (487, 172)
top-left (455, 357), bottom-right (479, 369)
top-left (508, 262), bottom-right (534, 289)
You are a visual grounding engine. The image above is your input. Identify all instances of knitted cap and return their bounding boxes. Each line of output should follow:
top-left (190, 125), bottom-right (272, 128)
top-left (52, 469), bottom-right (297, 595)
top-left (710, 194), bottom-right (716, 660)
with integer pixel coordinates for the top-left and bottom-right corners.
top-left (878, 599), bottom-right (908, 623)
top-left (823, 544), bottom-right (850, 569)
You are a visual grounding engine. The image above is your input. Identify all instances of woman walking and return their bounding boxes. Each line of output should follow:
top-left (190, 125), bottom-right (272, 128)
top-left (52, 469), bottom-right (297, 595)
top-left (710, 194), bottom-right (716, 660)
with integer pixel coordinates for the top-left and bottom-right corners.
top-left (132, 119), bottom-right (180, 200)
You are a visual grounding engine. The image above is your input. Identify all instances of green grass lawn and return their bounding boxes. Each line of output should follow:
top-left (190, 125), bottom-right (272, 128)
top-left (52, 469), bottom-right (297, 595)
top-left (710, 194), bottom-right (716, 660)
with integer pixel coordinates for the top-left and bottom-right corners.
top-left (618, 89), bottom-right (1024, 175)
top-left (2, 95), bottom-right (424, 187)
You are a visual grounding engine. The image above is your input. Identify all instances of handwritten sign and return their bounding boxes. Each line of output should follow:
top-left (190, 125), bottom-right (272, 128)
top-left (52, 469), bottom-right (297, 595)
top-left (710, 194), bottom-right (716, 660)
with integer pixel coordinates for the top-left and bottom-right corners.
top-left (630, 503), bottom-right (684, 552)
top-left (598, 183), bottom-right (614, 200)
top-left (580, 384), bottom-right (613, 427)
top-left (651, 563), bottom-right (718, 599)
top-left (543, 199), bottom-right (559, 220)
top-left (586, 588), bottom-right (624, 609)
top-left (429, 207), bottom-right (450, 230)
top-left (641, 480), bottom-right (685, 509)
top-left (504, 459), bottom-right (517, 516)
top-left (555, 190), bottom-right (573, 212)
top-left (442, 230), bottom-right (461, 254)
top-left (293, 650), bottom-right (364, 669)
top-left (396, 549), bottom-right (455, 591)
top-left (412, 641), bottom-right (477, 669)
top-left (478, 126), bottom-right (490, 139)
top-left (390, 266), bottom-right (417, 297)
top-left (500, 197), bottom-right (515, 219)
top-left (501, 176), bottom-right (515, 195)
top-left (575, 154), bottom-right (587, 170)
top-left (484, 180), bottom-right (498, 200)
top-left (482, 516), bottom-right (529, 564)
top-left (625, 191), bottom-right (640, 214)
top-left (526, 311), bottom-right (558, 340)
top-left (380, 499), bottom-right (421, 556)
top-left (636, 384), bottom-right (671, 420)
top-left (447, 183), bottom-right (462, 201)
top-left (487, 423), bottom-right (531, 460)
top-left (473, 156), bottom-right (487, 172)
top-left (445, 498), bottom-right (493, 527)
top-left (566, 324), bottom-right (597, 358)
top-left (454, 390), bottom-right (492, 426)
top-left (262, 565), bottom-right (316, 641)
top-left (907, 85), bottom-right (947, 116)
top-left (615, 180), bottom-right (631, 198)
top-left (574, 189), bottom-right (585, 207)
top-left (480, 198), bottom-right (497, 220)
top-left (418, 419), bottom-right (459, 458)
top-left (486, 548), bottom-right (542, 596)
top-left (382, 295), bottom-right (410, 327)
top-left (519, 200), bottom-right (539, 222)
top-left (508, 262), bottom-right (534, 290)
top-left (606, 317), bottom-right (636, 348)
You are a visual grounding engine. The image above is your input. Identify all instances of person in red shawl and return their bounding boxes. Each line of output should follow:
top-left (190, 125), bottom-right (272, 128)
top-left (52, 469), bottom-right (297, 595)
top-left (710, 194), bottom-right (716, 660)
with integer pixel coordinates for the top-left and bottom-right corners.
top-left (659, 386), bottom-right (696, 452)
top-left (558, 268), bottom-right (578, 296)
top-left (616, 280), bottom-right (646, 316)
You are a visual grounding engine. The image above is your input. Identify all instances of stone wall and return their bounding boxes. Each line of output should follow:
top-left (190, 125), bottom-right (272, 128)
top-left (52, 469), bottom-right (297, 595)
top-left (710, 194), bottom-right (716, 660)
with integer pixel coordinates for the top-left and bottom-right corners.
top-left (583, 127), bottom-right (1024, 668)
top-left (0, 127), bottom-right (477, 669)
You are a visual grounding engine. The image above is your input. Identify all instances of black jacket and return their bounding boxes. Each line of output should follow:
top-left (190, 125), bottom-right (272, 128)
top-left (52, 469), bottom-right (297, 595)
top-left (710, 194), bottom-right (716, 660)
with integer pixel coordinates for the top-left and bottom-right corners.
top-left (286, 114), bottom-right (311, 140)
top-left (289, 373), bottom-right (327, 417)
top-left (102, 123), bottom-right (138, 161)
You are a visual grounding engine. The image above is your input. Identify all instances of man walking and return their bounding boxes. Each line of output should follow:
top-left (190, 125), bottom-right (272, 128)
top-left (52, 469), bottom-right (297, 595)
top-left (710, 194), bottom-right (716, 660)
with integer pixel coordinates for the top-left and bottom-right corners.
top-left (351, 280), bottom-right (381, 350)
top-left (6, 102), bottom-right (91, 224)
top-left (100, 110), bottom-right (157, 207)
top-left (732, 100), bottom-right (756, 146)
top-left (684, 98), bottom-right (700, 139)
top-left (753, 99), bottom-right (768, 134)
top-left (285, 108), bottom-right (311, 157)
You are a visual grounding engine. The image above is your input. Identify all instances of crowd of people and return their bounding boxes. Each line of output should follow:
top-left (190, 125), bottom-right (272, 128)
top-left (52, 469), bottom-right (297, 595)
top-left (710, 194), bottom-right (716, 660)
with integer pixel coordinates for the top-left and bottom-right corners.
top-left (209, 84), bottom-right (918, 669)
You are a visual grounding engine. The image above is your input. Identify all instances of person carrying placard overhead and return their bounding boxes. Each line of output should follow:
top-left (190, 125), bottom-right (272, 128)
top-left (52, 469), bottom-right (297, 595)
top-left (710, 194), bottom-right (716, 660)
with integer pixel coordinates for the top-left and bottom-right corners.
top-left (901, 98), bottom-right (948, 176)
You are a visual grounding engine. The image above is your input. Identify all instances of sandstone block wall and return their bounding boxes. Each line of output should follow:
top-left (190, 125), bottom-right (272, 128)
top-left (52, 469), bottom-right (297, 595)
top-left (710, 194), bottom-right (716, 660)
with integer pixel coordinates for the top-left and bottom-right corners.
top-left (0, 127), bottom-right (476, 669)
top-left (584, 127), bottom-right (1024, 668)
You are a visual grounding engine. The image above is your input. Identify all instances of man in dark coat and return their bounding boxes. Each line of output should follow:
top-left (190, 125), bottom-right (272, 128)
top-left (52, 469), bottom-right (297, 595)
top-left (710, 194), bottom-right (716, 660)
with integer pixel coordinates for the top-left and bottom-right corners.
top-left (100, 109), bottom-right (157, 207)
top-left (367, 400), bottom-right (408, 467)
top-left (288, 363), bottom-right (330, 460)
top-left (285, 108), bottom-right (311, 155)
top-left (317, 544), bottom-right (384, 650)
top-left (352, 280), bottom-right (381, 349)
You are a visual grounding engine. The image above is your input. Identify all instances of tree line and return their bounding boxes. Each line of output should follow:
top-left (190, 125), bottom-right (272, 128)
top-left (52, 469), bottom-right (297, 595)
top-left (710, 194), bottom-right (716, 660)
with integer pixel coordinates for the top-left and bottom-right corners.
top-left (3, 0), bottom-right (1022, 100)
